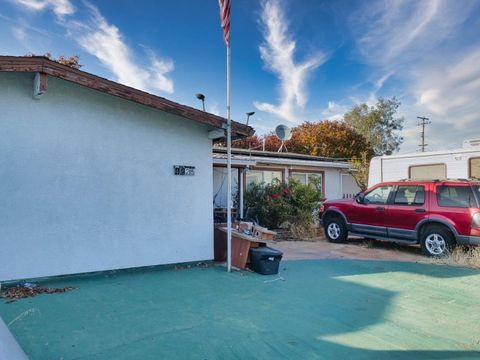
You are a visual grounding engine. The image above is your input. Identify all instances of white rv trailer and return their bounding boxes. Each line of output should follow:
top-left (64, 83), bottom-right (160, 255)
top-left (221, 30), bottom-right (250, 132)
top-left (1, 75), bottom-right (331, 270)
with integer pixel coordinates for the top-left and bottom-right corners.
top-left (368, 138), bottom-right (480, 188)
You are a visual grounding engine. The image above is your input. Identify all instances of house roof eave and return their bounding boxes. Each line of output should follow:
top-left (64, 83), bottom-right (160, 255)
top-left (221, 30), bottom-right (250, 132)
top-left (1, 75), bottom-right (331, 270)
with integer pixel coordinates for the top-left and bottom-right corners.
top-left (0, 56), bottom-right (254, 138)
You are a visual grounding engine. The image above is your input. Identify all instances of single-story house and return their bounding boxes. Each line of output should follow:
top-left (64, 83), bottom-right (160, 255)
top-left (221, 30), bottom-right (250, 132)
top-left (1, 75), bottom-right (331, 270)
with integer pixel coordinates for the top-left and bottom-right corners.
top-left (212, 147), bottom-right (360, 220)
top-left (0, 56), bottom-right (252, 282)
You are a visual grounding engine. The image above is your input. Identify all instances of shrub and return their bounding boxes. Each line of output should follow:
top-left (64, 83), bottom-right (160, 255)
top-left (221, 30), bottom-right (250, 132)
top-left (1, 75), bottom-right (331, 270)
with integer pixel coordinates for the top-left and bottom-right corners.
top-left (244, 179), bottom-right (322, 236)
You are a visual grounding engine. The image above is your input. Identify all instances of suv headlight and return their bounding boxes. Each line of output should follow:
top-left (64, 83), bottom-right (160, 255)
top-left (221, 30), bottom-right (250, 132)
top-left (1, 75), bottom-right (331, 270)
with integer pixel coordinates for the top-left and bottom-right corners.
top-left (472, 213), bottom-right (480, 227)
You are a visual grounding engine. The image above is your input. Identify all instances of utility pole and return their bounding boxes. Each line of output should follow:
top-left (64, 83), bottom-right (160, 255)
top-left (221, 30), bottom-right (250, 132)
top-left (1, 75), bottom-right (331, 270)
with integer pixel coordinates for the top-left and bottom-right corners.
top-left (417, 116), bottom-right (431, 152)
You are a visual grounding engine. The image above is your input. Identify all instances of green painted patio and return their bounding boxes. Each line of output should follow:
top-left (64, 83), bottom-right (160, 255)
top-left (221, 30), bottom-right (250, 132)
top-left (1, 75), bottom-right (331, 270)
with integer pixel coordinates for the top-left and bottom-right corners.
top-left (1, 260), bottom-right (480, 359)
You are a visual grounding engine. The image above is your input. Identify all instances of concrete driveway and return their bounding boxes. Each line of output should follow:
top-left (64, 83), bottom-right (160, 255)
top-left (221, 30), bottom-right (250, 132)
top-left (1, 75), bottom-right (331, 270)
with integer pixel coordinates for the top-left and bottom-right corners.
top-left (267, 236), bottom-right (430, 263)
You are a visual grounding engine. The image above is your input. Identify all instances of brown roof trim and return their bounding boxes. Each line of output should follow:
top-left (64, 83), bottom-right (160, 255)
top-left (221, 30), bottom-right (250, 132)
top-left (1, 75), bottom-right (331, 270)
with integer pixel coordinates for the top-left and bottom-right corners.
top-left (0, 56), bottom-right (254, 138)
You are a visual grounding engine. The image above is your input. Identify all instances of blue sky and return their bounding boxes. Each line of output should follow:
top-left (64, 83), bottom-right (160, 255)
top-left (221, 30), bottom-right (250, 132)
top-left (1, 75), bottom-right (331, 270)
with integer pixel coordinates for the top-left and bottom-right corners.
top-left (2, 0), bottom-right (480, 153)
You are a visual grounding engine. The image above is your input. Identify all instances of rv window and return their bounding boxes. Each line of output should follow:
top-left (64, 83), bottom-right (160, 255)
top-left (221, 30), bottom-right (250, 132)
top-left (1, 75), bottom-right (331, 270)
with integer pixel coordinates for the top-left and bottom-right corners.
top-left (409, 164), bottom-right (446, 180)
top-left (469, 158), bottom-right (480, 180)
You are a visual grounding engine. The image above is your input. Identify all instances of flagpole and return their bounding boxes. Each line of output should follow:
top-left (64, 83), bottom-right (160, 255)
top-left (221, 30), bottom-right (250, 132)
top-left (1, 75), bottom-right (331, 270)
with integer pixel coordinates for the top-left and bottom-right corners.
top-left (226, 41), bottom-right (232, 273)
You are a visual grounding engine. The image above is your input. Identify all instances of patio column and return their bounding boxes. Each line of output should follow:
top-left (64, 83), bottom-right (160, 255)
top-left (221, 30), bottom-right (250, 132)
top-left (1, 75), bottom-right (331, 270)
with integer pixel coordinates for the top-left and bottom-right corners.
top-left (239, 170), bottom-right (244, 219)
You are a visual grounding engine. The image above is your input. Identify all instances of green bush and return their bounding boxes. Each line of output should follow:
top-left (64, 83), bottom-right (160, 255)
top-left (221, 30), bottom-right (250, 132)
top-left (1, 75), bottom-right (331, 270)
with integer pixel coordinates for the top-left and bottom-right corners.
top-left (244, 178), bottom-right (322, 234)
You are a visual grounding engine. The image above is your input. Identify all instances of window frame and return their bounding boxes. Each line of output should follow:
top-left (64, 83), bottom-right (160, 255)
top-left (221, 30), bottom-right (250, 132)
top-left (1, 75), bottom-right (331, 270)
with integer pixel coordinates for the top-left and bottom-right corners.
top-left (363, 184), bottom-right (394, 205)
top-left (469, 157), bottom-right (480, 180)
top-left (436, 185), bottom-right (477, 208)
top-left (245, 167), bottom-right (285, 192)
top-left (408, 163), bottom-right (447, 180)
top-left (289, 170), bottom-right (325, 198)
top-left (392, 185), bottom-right (425, 206)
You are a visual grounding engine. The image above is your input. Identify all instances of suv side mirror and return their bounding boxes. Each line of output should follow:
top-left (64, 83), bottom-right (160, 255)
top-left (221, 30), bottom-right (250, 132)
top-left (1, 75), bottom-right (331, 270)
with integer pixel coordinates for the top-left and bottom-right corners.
top-left (355, 192), bottom-right (364, 204)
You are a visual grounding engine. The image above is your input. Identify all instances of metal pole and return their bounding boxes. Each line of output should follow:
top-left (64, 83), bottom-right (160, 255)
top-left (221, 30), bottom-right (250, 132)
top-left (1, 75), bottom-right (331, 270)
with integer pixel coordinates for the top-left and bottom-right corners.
top-left (226, 43), bottom-right (232, 272)
top-left (239, 170), bottom-right (244, 219)
top-left (417, 116), bottom-right (431, 152)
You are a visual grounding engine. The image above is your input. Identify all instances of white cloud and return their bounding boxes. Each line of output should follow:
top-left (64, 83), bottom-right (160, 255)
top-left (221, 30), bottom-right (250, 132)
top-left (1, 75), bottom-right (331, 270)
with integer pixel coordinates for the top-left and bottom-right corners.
top-left (354, 0), bottom-right (474, 69)
top-left (254, 0), bottom-right (326, 123)
top-left (10, 0), bottom-right (175, 95)
top-left (321, 101), bottom-right (348, 121)
top-left (349, 0), bottom-right (480, 152)
top-left (208, 101), bottom-right (221, 116)
top-left (12, 0), bottom-right (75, 18)
top-left (11, 26), bottom-right (26, 41)
top-left (415, 49), bottom-right (480, 128)
top-left (75, 5), bottom-right (174, 94)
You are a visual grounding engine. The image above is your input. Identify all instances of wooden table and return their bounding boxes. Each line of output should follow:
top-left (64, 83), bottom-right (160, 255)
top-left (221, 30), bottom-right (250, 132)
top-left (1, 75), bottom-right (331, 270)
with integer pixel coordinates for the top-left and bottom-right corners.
top-left (214, 227), bottom-right (266, 269)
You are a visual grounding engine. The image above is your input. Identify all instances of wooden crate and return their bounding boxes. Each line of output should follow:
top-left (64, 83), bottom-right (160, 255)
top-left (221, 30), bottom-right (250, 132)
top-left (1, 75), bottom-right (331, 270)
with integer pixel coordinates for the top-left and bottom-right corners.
top-left (252, 225), bottom-right (277, 241)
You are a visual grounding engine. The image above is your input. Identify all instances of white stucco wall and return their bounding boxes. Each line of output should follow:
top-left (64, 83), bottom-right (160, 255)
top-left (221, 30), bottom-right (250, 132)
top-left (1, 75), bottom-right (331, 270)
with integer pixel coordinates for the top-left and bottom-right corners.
top-left (341, 173), bottom-right (360, 198)
top-left (0, 73), bottom-right (214, 281)
top-left (323, 168), bottom-right (342, 201)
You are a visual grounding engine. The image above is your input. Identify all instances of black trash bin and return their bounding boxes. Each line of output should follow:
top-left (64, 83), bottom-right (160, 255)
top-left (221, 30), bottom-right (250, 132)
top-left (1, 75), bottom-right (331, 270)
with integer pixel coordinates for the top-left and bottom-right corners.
top-left (249, 247), bottom-right (283, 275)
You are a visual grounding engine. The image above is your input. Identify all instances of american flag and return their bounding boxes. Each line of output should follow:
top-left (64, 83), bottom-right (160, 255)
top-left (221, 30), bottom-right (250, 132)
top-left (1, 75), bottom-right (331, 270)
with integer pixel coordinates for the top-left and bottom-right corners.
top-left (218, 0), bottom-right (230, 45)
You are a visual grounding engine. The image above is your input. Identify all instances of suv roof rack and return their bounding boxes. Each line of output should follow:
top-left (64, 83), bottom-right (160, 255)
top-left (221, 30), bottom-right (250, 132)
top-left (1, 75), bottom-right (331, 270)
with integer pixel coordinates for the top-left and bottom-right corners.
top-left (397, 178), bottom-right (473, 182)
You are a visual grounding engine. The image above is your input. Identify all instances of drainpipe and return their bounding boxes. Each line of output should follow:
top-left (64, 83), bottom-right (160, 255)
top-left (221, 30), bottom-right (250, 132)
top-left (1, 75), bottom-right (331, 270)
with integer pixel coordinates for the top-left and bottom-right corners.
top-left (33, 72), bottom-right (47, 99)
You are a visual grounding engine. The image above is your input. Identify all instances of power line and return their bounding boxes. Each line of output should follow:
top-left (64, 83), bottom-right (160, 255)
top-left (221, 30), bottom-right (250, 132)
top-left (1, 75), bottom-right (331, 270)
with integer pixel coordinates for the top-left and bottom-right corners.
top-left (417, 116), bottom-right (431, 152)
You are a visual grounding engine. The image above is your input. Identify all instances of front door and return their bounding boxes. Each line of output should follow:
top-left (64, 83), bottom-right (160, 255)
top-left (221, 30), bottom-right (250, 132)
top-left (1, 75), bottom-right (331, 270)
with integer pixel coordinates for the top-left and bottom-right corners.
top-left (385, 184), bottom-right (428, 240)
top-left (349, 184), bottom-right (393, 237)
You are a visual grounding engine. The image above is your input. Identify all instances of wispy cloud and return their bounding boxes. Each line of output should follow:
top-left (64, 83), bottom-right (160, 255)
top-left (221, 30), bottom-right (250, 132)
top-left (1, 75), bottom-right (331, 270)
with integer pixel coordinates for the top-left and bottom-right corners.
top-left (208, 101), bottom-right (221, 116)
top-left (349, 0), bottom-right (480, 151)
top-left (321, 101), bottom-right (348, 121)
top-left (10, 0), bottom-right (174, 95)
top-left (415, 49), bottom-right (480, 128)
top-left (254, 0), bottom-right (326, 123)
top-left (74, 4), bottom-right (174, 94)
top-left (12, 0), bottom-right (75, 18)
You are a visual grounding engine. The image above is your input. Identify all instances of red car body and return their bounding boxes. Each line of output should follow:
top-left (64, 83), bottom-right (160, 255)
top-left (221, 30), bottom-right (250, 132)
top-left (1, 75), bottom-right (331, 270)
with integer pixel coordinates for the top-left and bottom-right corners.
top-left (321, 180), bottom-right (480, 256)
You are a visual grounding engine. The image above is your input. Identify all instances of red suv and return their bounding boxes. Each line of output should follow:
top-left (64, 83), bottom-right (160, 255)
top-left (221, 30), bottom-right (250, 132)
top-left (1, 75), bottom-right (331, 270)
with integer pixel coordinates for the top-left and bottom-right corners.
top-left (321, 180), bottom-right (480, 256)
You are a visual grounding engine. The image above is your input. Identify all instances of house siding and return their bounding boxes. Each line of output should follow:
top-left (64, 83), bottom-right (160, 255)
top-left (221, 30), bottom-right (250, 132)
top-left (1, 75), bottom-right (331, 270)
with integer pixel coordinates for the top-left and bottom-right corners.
top-left (0, 73), bottom-right (213, 281)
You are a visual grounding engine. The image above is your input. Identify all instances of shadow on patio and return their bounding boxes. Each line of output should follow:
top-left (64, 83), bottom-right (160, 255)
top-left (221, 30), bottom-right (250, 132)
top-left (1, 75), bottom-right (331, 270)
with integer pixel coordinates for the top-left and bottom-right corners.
top-left (1, 259), bottom-right (480, 359)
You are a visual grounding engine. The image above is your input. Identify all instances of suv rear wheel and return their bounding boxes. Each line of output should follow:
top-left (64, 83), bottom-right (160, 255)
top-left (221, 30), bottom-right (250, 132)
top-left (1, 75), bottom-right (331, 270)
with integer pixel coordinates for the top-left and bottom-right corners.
top-left (324, 217), bottom-right (347, 243)
top-left (420, 225), bottom-right (455, 257)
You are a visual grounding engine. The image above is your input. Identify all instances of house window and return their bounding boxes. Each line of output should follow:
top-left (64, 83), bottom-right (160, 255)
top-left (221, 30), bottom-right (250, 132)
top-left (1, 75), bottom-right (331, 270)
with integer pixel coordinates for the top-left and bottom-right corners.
top-left (409, 164), bottom-right (446, 180)
top-left (291, 172), bottom-right (323, 195)
top-left (469, 157), bottom-right (480, 179)
top-left (246, 170), bottom-right (282, 187)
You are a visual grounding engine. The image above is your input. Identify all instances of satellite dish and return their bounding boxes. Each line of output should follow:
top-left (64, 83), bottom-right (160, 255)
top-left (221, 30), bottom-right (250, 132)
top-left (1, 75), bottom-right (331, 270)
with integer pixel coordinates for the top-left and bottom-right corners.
top-left (274, 124), bottom-right (292, 152)
top-left (275, 124), bottom-right (292, 141)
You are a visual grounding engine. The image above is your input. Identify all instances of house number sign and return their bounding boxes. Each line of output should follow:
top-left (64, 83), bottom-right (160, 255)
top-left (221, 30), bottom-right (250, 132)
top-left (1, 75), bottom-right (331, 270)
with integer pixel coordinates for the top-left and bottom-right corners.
top-left (174, 165), bottom-right (195, 176)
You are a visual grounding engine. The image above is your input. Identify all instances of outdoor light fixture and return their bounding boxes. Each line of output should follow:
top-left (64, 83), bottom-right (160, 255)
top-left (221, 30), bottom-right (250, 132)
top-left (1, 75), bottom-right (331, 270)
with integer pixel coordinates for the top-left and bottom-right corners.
top-left (195, 93), bottom-right (206, 111)
top-left (246, 111), bottom-right (255, 126)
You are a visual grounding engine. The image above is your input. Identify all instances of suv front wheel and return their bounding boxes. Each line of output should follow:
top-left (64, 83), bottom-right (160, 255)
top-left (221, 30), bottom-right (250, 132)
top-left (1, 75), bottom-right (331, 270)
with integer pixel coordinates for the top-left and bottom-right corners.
top-left (420, 225), bottom-right (455, 257)
top-left (324, 217), bottom-right (347, 243)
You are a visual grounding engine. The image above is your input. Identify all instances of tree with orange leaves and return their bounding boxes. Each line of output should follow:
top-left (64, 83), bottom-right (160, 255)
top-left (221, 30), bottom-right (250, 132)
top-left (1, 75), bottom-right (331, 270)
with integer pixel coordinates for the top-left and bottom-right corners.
top-left (229, 120), bottom-right (371, 160)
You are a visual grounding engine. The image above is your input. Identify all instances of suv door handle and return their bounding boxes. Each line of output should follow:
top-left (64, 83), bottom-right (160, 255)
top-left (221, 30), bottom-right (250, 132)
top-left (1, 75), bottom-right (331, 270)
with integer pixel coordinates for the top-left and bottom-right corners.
top-left (376, 207), bottom-right (385, 211)
top-left (415, 208), bottom-right (426, 213)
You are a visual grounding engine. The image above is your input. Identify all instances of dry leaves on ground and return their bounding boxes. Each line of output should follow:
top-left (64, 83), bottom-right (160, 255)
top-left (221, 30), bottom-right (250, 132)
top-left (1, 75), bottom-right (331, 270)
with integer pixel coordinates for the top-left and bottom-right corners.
top-left (1, 285), bottom-right (76, 302)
